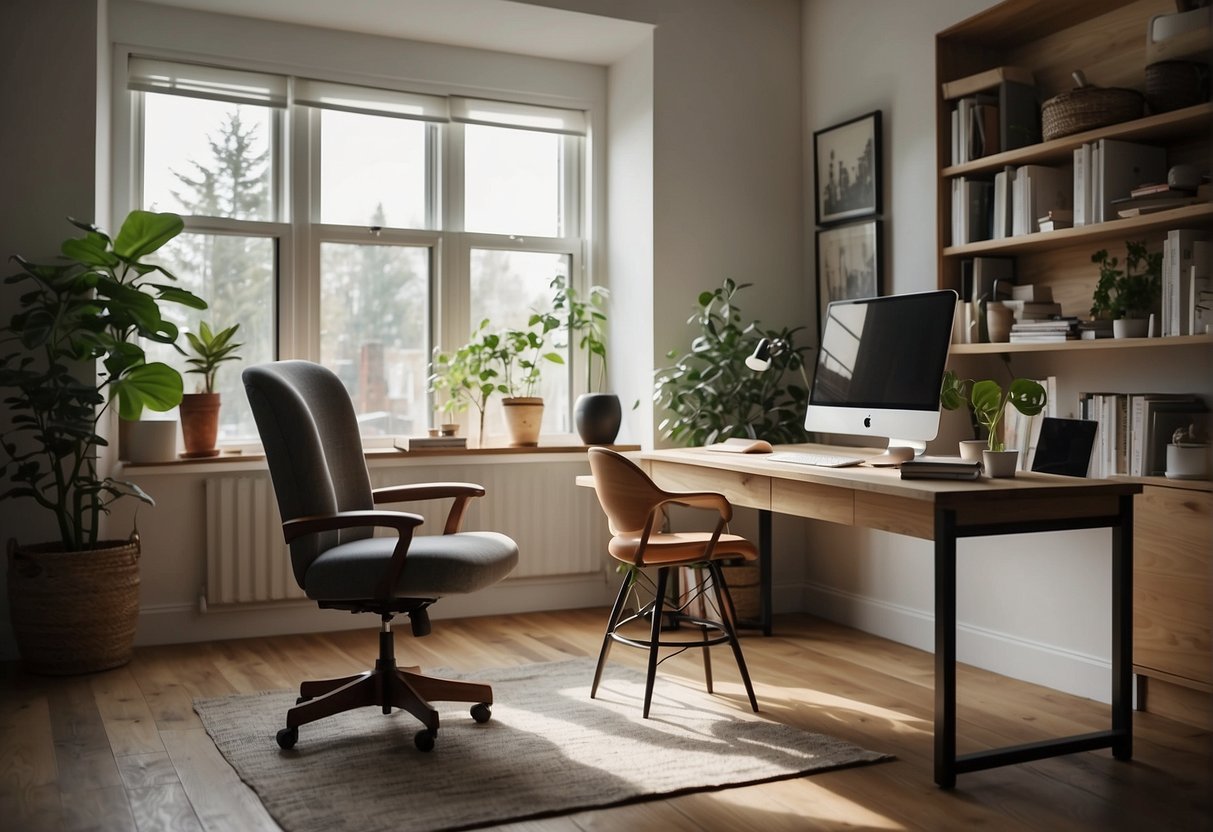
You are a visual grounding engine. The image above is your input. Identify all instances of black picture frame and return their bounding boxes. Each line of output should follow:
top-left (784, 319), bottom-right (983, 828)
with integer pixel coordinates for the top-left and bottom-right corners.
top-left (813, 110), bottom-right (882, 226)
top-left (816, 219), bottom-right (883, 334)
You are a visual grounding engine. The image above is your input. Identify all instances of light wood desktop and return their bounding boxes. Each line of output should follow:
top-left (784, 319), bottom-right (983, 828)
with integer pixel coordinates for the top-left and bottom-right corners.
top-left (585, 444), bottom-right (1142, 788)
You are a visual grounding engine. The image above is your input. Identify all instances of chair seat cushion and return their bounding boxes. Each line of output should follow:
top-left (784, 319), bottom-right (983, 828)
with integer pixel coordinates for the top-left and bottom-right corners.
top-left (607, 532), bottom-right (757, 566)
top-left (304, 531), bottom-right (519, 601)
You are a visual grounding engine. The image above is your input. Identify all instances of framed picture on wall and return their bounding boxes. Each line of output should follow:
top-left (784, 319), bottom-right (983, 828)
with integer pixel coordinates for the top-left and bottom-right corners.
top-left (813, 110), bottom-right (882, 226)
top-left (816, 219), bottom-right (882, 334)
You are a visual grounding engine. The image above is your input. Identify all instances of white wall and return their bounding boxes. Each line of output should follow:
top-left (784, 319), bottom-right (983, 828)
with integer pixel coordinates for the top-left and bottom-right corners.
top-left (800, 0), bottom-right (1210, 703)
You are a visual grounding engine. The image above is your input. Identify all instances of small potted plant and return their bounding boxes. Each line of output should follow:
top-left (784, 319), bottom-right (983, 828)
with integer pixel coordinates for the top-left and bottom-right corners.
top-left (941, 369), bottom-right (1047, 477)
top-left (180, 321), bottom-right (243, 458)
top-left (1090, 241), bottom-right (1162, 338)
top-left (498, 308), bottom-right (563, 447)
top-left (552, 275), bottom-right (620, 444)
top-left (428, 320), bottom-right (509, 448)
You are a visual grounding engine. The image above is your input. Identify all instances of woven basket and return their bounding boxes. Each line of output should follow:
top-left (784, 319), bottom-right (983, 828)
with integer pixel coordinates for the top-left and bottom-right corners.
top-left (1041, 84), bottom-right (1144, 140)
top-left (1146, 61), bottom-right (1210, 113)
top-left (7, 535), bottom-right (141, 675)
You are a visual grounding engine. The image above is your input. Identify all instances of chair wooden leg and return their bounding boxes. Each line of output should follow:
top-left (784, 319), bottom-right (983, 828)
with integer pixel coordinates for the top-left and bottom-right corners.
top-left (299, 673), bottom-right (366, 700)
top-left (592, 574), bottom-right (633, 698)
top-left (402, 670), bottom-right (492, 706)
top-left (285, 673), bottom-right (378, 729)
top-left (701, 624), bottom-right (714, 694)
top-left (386, 671), bottom-right (439, 735)
top-left (643, 567), bottom-right (671, 718)
top-left (709, 561), bottom-right (759, 712)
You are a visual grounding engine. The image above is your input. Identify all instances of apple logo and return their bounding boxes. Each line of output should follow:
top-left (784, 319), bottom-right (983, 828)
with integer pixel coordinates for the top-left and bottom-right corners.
top-left (864, 415), bottom-right (872, 428)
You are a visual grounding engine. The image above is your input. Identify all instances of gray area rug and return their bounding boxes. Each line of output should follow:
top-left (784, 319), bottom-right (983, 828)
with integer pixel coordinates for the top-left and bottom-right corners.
top-left (194, 658), bottom-right (889, 832)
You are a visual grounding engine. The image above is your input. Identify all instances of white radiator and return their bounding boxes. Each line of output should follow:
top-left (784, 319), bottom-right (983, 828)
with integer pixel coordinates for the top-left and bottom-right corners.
top-left (203, 460), bottom-right (607, 607)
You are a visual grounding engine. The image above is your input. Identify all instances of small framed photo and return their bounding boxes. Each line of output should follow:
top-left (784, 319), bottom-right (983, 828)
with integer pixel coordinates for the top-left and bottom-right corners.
top-left (816, 219), bottom-right (882, 334)
top-left (813, 110), bottom-right (882, 226)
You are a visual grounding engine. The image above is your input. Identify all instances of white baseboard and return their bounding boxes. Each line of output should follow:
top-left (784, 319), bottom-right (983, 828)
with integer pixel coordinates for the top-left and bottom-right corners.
top-left (133, 573), bottom-right (617, 647)
top-left (799, 581), bottom-right (1114, 704)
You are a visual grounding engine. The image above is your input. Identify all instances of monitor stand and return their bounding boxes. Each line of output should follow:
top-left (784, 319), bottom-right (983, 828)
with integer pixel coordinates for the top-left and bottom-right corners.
top-left (865, 439), bottom-right (925, 467)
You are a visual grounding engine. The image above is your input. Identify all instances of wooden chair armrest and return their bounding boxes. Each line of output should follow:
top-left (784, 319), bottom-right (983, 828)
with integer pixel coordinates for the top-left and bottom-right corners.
top-left (372, 482), bottom-right (486, 536)
top-left (661, 491), bottom-right (733, 522)
top-left (282, 510), bottom-right (424, 543)
top-left (282, 510), bottom-right (425, 601)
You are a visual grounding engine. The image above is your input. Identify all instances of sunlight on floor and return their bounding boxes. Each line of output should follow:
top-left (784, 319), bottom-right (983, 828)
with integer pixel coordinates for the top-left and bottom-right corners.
top-left (711, 777), bottom-right (907, 830)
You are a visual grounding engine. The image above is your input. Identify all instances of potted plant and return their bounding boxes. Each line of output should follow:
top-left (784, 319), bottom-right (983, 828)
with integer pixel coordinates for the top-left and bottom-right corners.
top-left (553, 275), bottom-right (621, 445)
top-left (180, 321), bottom-right (243, 457)
top-left (429, 319), bottom-right (510, 448)
top-left (940, 369), bottom-right (1047, 477)
top-left (0, 210), bottom-right (203, 673)
top-left (498, 308), bottom-right (563, 447)
top-left (654, 278), bottom-right (812, 447)
top-left (1090, 241), bottom-right (1162, 338)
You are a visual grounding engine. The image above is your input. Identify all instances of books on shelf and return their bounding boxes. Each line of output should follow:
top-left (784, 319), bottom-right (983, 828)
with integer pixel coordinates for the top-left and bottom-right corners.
top-left (951, 176), bottom-right (994, 244)
top-left (941, 65), bottom-right (1035, 100)
top-left (1003, 376), bottom-right (1057, 470)
top-left (1011, 164), bottom-right (1072, 236)
top-left (1162, 229), bottom-right (1212, 336)
top-left (1001, 299), bottom-right (1063, 320)
top-left (1010, 284), bottom-right (1052, 302)
top-left (899, 456), bottom-right (982, 480)
top-left (1081, 392), bottom-right (1209, 478)
top-left (395, 435), bottom-right (468, 451)
top-left (1009, 318), bottom-right (1078, 342)
top-left (1114, 184), bottom-right (1207, 217)
top-left (959, 256), bottom-right (1014, 302)
top-left (951, 94), bottom-right (1000, 164)
top-left (1037, 209), bottom-right (1073, 231)
top-left (1093, 139), bottom-right (1167, 223)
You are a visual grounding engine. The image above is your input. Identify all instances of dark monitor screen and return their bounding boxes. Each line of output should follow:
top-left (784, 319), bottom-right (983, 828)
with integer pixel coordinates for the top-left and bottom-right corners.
top-left (805, 289), bottom-right (957, 444)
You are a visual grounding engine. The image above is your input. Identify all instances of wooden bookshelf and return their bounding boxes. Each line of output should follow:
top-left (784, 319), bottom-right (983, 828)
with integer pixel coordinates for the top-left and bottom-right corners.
top-left (937, 0), bottom-right (1212, 730)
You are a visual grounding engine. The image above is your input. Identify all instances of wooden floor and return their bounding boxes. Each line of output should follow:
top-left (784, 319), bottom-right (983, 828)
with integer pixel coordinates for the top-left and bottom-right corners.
top-left (1, 609), bottom-right (1210, 831)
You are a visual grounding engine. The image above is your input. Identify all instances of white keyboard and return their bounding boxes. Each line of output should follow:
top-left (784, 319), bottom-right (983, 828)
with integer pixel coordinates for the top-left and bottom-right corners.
top-left (767, 450), bottom-right (866, 468)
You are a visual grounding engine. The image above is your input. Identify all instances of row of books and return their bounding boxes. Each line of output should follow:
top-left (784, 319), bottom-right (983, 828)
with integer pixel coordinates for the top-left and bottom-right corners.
top-left (951, 163), bottom-right (1072, 244)
top-left (1072, 139), bottom-right (1168, 226)
top-left (1079, 392), bottom-right (1208, 478)
top-left (945, 68), bottom-right (1039, 166)
top-left (1161, 229), bottom-right (1212, 337)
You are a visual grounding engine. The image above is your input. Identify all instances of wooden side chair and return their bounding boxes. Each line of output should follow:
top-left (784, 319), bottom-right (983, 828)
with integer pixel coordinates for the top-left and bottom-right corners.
top-left (586, 447), bottom-right (759, 717)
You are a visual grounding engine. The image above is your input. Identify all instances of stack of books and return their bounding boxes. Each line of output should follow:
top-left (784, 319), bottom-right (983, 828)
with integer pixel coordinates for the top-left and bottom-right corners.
top-left (395, 435), bottom-right (468, 451)
top-left (1161, 229), bottom-right (1212, 336)
top-left (899, 456), bottom-right (982, 480)
top-left (1009, 317), bottom-right (1079, 342)
top-left (1113, 182), bottom-right (1208, 218)
top-left (1072, 139), bottom-right (1166, 225)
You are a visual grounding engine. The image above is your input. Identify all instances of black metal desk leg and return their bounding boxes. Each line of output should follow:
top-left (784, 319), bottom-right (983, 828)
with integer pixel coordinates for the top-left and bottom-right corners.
top-left (1111, 494), bottom-right (1134, 761)
top-left (934, 508), bottom-right (958, 789)
top-left (759, 509), bottom-right (773, 636)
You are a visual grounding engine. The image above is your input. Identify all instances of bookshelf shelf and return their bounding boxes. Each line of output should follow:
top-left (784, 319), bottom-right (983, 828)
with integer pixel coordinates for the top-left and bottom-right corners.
top-left (943, 202), bottom-right (1213, 257)
top-left (937, 0), bottom-right (1212, 731)
top-left (942, 103), bottom-right (1213, 177)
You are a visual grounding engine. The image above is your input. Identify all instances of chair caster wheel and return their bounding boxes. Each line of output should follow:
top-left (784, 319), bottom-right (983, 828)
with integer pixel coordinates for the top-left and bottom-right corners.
top-left (295, 696), bottom-right (311, 705)
top-left (471, 703), bottom-right (492, 724)
top-left (414, 730), bottom-right (436, 752)
top-left (276, 727), bottom-right (298, 749)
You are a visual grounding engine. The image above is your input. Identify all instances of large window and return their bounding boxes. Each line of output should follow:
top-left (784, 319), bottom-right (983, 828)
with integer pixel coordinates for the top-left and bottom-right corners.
top-left (129, 58), bottom-right (588, 444)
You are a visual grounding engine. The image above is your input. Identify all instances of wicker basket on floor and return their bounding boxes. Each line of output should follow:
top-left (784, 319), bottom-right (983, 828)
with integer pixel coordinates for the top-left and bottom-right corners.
top-left (7, 535), bottom-right (141, 675)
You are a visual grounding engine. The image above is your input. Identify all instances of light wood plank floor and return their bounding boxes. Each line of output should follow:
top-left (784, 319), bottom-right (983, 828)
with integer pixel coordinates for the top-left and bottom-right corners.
top-left (2, 610), bottom-right (1210, 831)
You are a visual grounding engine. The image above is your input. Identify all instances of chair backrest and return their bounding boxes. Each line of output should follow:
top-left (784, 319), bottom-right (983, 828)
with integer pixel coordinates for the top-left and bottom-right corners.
top-left (243, 361), bottom-right (375, 586)
top-left (587, 447), bottom-right (667, 536)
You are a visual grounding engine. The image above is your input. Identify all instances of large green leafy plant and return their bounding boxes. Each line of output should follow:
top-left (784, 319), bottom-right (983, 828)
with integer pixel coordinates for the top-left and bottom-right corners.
top-left (654, 278), bottom-right (811, 446)
top-left (0, 211), bottom-right (204, 551)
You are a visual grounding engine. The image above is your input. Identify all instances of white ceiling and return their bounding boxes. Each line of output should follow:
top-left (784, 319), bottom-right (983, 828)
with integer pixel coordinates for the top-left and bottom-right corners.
top-left (136, 0), bottom-right (653, 64)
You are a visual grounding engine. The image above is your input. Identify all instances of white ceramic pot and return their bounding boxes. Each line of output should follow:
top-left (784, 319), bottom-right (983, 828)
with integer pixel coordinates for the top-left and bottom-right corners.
top-left (982, 449), bottom-right (1019, 478)
top-left (502, 397), bottom-right (544, 447)
top-left (1166, 444), bottom-right (1210, 480)
top-left (123, 419), bottom-right (179, 463)
top-left (959, 439), bottom-right (987, 463)
top-left (1112, 317), bottom-right (1148, 338)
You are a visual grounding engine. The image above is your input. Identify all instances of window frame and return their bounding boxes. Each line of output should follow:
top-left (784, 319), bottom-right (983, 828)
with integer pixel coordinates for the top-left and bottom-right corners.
top-left (119, 49), bottom-right (596, 447)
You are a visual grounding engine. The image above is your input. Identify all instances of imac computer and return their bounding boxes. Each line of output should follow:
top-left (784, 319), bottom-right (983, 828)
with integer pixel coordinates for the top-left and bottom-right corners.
top-left (800, 289), bottom-right (957, 465)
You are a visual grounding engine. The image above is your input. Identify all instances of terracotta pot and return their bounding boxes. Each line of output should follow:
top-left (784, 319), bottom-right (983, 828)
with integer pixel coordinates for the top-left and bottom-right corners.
top-left (502, 397), bottom-right (543, 446)
top-left (180, 392), bottom-right (221, 457)
top-left (574, 393), bottom-right (622, 445)
top-left (982, 449), bottom-right (1019, 478)
top-left (7, 536), bottom-right (141, 674)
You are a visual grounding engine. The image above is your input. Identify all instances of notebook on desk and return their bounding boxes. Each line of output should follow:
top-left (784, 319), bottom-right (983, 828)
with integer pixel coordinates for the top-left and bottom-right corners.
top-left (705, 437), bottom-right (773, 453)
top-left (899, 456), bottom-right (982, 480)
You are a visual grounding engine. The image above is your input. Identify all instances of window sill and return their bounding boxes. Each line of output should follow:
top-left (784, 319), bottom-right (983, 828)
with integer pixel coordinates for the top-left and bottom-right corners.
top-left (118, 441), bottom-right (640, 475)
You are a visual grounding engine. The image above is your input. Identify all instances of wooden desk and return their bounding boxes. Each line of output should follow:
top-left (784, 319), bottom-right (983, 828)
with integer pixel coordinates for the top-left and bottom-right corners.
top-left (632, 445), bottom-right (1142, 788)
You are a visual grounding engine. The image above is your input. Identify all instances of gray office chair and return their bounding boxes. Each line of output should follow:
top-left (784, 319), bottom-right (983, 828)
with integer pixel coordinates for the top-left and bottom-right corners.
top-left (243, 360), bottom-right (518, 751)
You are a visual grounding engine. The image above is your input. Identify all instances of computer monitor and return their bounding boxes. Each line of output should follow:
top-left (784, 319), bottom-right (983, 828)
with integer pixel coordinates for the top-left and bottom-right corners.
top-left (805, 289), bottom-right (957, 455)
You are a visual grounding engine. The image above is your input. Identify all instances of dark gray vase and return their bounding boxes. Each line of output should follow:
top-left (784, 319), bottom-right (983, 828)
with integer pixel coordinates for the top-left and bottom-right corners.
top-left (575, 393), bottom-right (622, 445)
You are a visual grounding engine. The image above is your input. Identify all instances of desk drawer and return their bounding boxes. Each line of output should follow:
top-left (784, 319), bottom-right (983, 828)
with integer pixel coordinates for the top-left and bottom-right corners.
top-left (647, 461), bottom-right (769, 510)
top-left (772, 479), bottom-right (853, 526)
